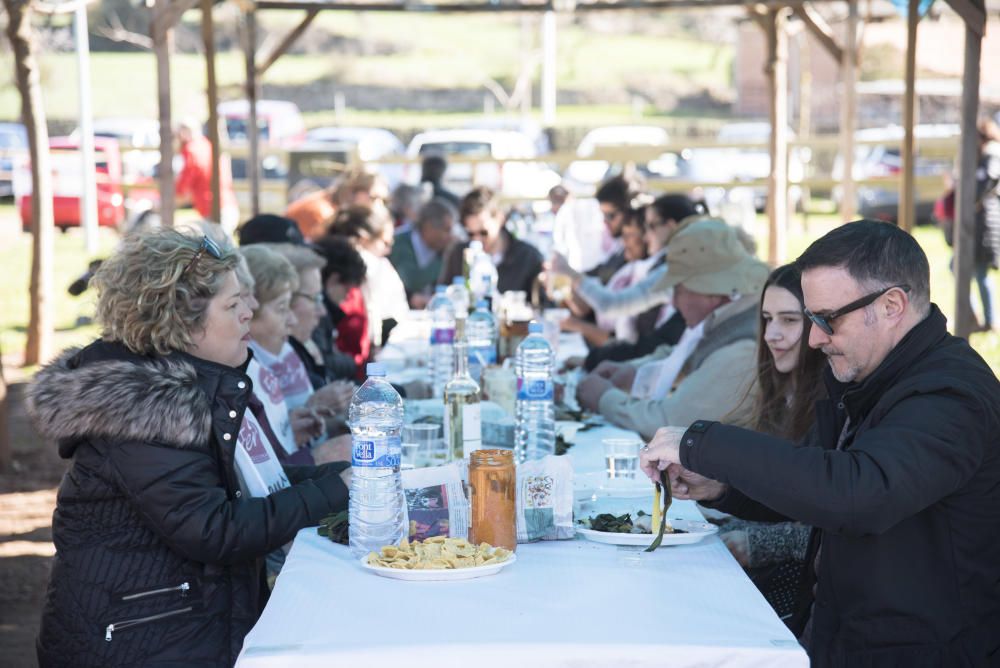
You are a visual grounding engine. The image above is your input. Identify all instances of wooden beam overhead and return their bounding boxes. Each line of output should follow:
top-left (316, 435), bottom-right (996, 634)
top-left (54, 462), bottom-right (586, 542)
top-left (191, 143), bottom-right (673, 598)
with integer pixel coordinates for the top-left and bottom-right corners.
top-left (254, 0), bottom-right (839, 13)
top-left (944, 0), bottom-right (985, 37)
top-left (792, 3), bottom-right (843, 63)
top-left (156, 0), bottom-right (202, 32)
top-left (256, 9), bottom-right (321, 76)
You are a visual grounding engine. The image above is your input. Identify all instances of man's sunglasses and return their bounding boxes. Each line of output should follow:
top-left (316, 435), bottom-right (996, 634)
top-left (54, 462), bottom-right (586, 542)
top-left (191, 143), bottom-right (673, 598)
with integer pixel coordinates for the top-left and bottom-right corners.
top-left (467, 230), bottom-right (489, 239)
top-left (181, 235), bottom-right (224, 277)
top-left (804, 284), bottom-right (910, 335)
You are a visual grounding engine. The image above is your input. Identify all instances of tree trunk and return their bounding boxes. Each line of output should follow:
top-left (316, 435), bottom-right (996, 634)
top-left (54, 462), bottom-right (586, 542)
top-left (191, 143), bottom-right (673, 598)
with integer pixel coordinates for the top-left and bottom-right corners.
top-left (4, 0), bottom-right (55, 366)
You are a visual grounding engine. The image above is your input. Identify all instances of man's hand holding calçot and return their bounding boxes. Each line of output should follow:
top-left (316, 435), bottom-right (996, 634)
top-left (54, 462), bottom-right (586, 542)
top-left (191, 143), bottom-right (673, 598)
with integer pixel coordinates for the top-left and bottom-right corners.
top-left (640, 426), bottom-right (728, 502)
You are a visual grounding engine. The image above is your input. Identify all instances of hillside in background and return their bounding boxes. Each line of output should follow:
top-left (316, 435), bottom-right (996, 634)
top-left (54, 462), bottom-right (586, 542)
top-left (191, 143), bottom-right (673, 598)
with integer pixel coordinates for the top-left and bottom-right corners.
top-left (0, 9), bottom-right (735, 134)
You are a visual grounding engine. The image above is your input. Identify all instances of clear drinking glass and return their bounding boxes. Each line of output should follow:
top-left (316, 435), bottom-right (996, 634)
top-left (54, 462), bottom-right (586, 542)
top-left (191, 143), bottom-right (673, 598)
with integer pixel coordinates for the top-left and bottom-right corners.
top-left (402, 423), bottom-right (444, 469)
top-left (602, 438), bottom-right (642, 480)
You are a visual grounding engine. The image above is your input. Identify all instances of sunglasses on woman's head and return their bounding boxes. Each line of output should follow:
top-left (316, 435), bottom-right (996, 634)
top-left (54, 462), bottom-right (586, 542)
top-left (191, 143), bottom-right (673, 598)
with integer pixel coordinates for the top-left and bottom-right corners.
top-left (181, 235), bottom-right (224, 277)
top-left (804, 284), bottom-right (910, 335)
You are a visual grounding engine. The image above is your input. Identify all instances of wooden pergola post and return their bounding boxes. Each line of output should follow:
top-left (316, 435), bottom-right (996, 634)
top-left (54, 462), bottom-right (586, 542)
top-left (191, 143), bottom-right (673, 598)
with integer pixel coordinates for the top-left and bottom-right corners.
top-left (899, 0), bottom-right (919, 231)
top-left (947, 0), bottom-right (986, 338)
top-left (765, 7), bottom-right (789, 265)
top-left (244, 9), bottom-right (261, 217)
top-left (152, 2), bottom-right (176, 227)
top-left (203, 0), bottom-right (222, 224)
top-left (839, 0), bottom-right (858, 222)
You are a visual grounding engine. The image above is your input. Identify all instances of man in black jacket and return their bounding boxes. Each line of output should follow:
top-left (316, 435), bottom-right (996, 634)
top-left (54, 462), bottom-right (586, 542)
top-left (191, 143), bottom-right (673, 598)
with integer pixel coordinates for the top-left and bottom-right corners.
top-left (641, 220), bottom-right (1000, 667)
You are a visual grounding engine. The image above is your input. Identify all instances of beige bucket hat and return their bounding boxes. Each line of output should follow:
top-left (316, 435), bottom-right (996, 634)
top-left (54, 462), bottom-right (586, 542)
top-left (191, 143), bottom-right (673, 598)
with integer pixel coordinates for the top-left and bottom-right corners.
top-left (653, 217), bottom-right (770, 297)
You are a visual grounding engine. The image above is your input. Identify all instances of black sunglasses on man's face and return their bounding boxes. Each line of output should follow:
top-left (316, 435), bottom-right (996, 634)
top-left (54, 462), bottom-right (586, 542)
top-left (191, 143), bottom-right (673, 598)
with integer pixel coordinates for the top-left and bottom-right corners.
top-left (804, 284), bottom-right (910, 335)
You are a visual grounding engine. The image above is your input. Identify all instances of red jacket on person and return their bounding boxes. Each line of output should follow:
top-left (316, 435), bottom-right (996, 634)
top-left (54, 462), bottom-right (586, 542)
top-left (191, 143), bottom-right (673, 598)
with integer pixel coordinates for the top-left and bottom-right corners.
top-left (176, 135), bottom-right (237, 220)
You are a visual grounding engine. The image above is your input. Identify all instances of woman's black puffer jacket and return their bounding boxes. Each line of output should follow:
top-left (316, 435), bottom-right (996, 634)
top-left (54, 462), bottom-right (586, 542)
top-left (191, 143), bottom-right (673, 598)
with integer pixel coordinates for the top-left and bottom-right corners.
top-left (27, 340), bottom-right (348, 667)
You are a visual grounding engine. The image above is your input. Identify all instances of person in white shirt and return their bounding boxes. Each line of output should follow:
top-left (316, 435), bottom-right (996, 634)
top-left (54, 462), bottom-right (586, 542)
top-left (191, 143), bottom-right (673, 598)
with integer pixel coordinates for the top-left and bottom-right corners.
top-left (329, 204), bottom-right (410, 347)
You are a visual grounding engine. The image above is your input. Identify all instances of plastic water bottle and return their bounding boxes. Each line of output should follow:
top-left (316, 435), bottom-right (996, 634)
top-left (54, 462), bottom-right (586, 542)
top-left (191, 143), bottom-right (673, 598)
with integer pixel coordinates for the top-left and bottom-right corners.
top-left (348, 363), bottom-right (405, 558)
top-left (514, 321), bottom-right (556, 462)
top-left (447, 276), bottom-right (470, 320)
top-left (428, 285), bottom-right (456, 399)
top-left (468, 240), bottom-right (498, 305)
top-left (466, 300), bottom-right (497, 384)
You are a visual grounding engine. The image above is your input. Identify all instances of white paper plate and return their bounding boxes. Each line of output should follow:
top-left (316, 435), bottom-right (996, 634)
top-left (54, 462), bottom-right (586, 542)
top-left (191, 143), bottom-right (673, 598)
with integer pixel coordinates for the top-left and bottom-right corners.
top-left (360, 552), bottom-right (517, 581)
top-left (576, 519), bottom-right (719, 547)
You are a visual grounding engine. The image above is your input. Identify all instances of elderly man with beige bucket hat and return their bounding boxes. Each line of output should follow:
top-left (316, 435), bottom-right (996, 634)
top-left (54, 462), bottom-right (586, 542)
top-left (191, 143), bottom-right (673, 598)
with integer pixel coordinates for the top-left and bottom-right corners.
top-left (576, 217), bottom-right (770, 439)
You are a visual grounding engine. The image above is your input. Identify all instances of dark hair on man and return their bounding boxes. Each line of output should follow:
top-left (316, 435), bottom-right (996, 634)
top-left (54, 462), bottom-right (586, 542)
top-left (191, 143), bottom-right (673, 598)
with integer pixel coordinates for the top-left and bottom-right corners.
top-left (417, 197), bottom-right (457, 231)
top-left (595, 175), bottom-right (635, 212)
top-left (312, 234), bottom-right (367, 287)
top-left (458, 186), bottom-right (501, 223)
top-left (795, 219), bottom-right (930, 314)
top-left (326, 205), bottom-right (390, 242)
top-left (622, 205), bottom-right (646, 232)
top-left (421, 155), bottom-right (448, 184)
top-left (650, 194), bottom-right (700, 225)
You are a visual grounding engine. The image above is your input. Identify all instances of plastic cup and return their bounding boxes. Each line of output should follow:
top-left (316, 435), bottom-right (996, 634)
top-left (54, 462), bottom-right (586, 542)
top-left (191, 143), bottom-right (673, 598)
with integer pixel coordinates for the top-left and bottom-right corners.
top-left (402, 423), bottom-right (443, 468)
top-left (602, 438), bottom-right (642, 480)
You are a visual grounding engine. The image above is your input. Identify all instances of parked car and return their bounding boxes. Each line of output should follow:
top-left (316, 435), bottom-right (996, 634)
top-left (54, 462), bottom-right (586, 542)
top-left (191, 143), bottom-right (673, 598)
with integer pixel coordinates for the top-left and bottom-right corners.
top-left (716, 121), bottom-right (804, 212)
top-left (289, 126), bottom-right (406, 198)
top-left (0, 121), bottom-right (28, 198)
top-left (565, 125), bottom-right (670, 188)
top-left (405, 128), bottom-right (560, 200)
top-left (219, 99), bottom-right (305, 214)
top-left (832, 124), bottom-right (959, 224)
top-left (71, 118), bottom-right (161, 188)
top-left (218, 99), bottom-right (306, 147)
top-left (16, 136), bottom-right (126, 232)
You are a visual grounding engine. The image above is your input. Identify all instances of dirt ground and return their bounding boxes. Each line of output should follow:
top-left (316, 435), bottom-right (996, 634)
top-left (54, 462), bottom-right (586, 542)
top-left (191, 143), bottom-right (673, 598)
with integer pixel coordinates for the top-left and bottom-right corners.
top-left (0, 380), bottom-right (69, 668)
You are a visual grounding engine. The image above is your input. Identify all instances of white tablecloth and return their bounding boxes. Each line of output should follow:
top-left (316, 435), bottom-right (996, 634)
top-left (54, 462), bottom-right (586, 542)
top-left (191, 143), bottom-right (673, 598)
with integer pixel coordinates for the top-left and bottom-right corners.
top-left (237, 422), bottom-right (809, 667)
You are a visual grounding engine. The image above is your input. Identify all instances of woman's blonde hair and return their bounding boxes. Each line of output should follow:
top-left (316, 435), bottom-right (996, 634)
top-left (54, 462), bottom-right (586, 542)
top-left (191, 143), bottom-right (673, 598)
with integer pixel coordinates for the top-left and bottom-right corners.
top-left (92, 228), bottom-right (239, 356)
top-left (239, 245), bottom-right (298, 305)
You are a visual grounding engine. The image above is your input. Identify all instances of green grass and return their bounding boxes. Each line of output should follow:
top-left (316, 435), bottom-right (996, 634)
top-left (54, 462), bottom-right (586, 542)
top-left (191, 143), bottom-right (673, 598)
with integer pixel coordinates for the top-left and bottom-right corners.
top-left (0, 216), bottom-right (120, 373)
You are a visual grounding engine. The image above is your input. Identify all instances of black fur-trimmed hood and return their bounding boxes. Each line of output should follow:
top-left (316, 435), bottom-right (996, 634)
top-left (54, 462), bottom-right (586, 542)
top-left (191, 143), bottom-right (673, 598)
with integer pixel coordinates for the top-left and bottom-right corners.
top-left (27, 342), bottom-right (214, 455)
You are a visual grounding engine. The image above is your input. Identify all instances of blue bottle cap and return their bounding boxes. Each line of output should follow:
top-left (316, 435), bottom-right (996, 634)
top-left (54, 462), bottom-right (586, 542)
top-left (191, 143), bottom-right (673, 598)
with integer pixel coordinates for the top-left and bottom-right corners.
top-left (366, 363), bottom-right (386, 377)
top-left (435, 285), bottom-right (447, 293)
top-left (452, 276), bottom-right (464, 285)
top-left (476, 299), bottom-right (488, 309)
top-left (528, 321), bottom-right (544, 334)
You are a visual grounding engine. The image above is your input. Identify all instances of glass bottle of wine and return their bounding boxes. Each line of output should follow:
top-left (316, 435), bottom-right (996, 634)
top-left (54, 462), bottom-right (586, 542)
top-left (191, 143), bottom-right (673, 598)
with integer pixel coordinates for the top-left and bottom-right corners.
top-left (443, 334), bottom-right (482, 461)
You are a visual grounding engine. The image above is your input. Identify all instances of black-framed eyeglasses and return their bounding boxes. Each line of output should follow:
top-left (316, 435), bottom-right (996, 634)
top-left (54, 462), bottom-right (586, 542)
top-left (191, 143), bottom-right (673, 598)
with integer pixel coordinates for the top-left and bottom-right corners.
top-left (804, 284), bottom-right (910, 335)
top-left (181, 235), bottom-right (223, 277)
top-left (467, 229), bottom-right (489, 239)
top-left (292, 292), bottom-right (324, 306)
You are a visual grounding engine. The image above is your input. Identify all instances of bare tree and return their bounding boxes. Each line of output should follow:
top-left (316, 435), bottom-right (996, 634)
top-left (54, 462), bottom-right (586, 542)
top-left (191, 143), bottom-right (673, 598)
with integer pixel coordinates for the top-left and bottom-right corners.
top-left (3, 0), bottom-right (55, 366)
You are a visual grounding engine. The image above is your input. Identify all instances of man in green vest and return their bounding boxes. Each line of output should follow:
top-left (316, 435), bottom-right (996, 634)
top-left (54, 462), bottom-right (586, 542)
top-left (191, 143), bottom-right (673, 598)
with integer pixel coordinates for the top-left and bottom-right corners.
top-left (389, 197), bottom-right (457, 308)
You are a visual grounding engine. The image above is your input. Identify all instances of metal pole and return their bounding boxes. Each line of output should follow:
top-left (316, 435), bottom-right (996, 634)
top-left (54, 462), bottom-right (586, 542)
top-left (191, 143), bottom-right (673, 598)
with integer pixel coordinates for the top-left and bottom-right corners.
top-left (244, 10), bottom-right (261, 217)
top-left (900, 0), bottom-right (918, 231)
top-left (74, 3), bottom-right (98, 253)
top-left (953, 17), bottom-right (982, 338)
top-left (541, 10), bottom-right (557, 126)
top-left (202, 0), bottom-right (221, 224)
top-left (839, 0), bottom-right (858, 223)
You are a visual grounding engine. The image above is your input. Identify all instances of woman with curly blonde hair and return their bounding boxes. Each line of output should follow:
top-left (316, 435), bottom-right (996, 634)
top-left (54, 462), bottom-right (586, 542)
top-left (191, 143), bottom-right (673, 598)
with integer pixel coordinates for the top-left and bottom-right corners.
top-left (27, 228), bottom-right (350, 667)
